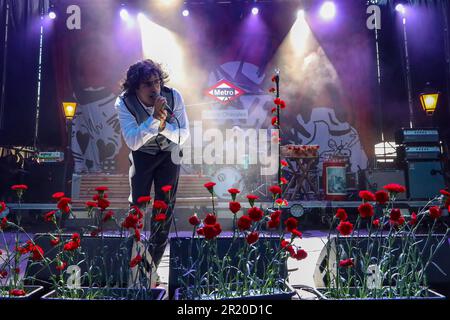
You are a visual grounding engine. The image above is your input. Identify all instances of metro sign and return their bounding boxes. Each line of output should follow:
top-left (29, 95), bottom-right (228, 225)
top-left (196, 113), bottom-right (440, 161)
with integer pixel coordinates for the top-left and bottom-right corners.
top-left (205, 79), bottom-right (245, 105)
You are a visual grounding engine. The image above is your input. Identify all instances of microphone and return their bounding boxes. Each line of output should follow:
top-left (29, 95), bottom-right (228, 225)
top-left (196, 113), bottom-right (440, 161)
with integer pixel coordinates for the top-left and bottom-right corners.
top-left (150, 93), bottom-right (173, 116)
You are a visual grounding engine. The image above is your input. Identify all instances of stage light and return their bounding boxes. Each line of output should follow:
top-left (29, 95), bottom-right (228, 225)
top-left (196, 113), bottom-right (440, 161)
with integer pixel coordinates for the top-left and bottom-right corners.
top-left (319, 1), bottom-right (336, 20)
top-left (251, 7), bottom-right (259, 15)
top-left (62, 102), bottom-right (77, 120)
top-left (48, 11), bottom-right (56, 19)
top-left (395, 4), bottom-right (406, 15)
top-left (120, 8), bottom-right (129, 20)
top-left (182, 9), bottom-right (189, 17)
top-left (419, 83), bottom-right (440, 116)
top-left (297, 9), bottom-right (304, 19)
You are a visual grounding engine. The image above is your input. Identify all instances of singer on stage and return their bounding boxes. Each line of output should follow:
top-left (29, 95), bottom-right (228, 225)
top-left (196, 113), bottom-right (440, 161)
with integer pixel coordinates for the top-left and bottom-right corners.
top-left (115, 59), bottom-right (190, 275)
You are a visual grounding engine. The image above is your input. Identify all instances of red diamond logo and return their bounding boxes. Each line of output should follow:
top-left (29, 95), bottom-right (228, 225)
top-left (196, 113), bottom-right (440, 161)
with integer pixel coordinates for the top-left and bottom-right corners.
top-left (205, 79), bottom-right (245, 105)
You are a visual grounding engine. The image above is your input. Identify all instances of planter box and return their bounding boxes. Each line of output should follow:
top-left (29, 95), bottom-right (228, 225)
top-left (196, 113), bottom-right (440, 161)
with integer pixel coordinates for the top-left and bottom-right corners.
top-left (41, 287), bottom-right (165, 301)
top-left (173, 283), bottom-right (295, 300)
top-left (296, 285), bottom-right (446, 300)
top-left (0, 285), bottom-right (44, 300)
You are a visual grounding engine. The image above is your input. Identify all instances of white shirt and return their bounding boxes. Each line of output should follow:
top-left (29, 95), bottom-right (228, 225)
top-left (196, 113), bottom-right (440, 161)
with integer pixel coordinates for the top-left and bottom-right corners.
top-left (114, 88), bottom-right (190, 151)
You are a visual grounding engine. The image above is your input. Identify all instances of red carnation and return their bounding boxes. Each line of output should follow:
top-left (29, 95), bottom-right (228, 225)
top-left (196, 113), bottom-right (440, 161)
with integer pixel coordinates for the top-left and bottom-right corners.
top-left (11, 184), bottom-right (28, 191)
top-left (359, 190), bottom-right (376, 202)
top-left (269, 87), bottom-right (276, 93)
top-left (440, 189), bottom-right (450, 197)
top-left (0, 201), bottom-right (6, 213)
top-left (292, 249), bottom-right (307, 260)
top-left (95, 186), bottom-right (109, 192)
top-left (271, 107), bottom-right (277, 114)
top-left (153, 200), bottom-right (168, 212)
top-left (204, 182), bottom-right (216, 192)
top-left (9, 289), bottom-right (26, 296)
top-left (246, 232), bottom-right (259, 245)
top-left (335, 208), bottom-right (348, 221)
top-left (279, 100), bottom-right (286, 109)
top-left (161, 185), bottom-right (172, 193)
top-left (274, 98), bottom-right (282, 105)
top-left (102, 210), bottom-right (114, 222)
top-left (280, 177), bottom-right (288, 185)
top-left (50, 237), bottom-right (60, 247)
top-left (337, 221), bottom-right (353, 236)
top-left (137, 196), bottom-right (152, 204)
top-left (129, 254), bottom-right (142, 268)
top-left (284, 217), bottom-right (298, 232)
top-left (154, 213), bottom-right (167, 222)
top-left (358, 203), bottom-right (374, 219)
top-left (246, 194), bottom-right (259, 201)
top-left (372, 219), bottom-right (380, 228)
top-left (267, 218), bottom-right (280, 229)
top-left (339, 258), bottom-right (354, 267)
top-left (275, 198), bottom-right (288, 207)
top-left (429, 206), bottom-right (442, 220)
top-left (43, 210), bottom-right (57, 222)
top-left (203, 224), bottom-right (221, 240)
top-left (97, 198), bottom-right (110, 210)
top-left (248, 207), bottom-right (264, 222)
top-left (229, 201), bottom-right (241, 214)
top-left (271, 75), bottom-right (277, 82)
top-left (85, 201), bottom-right (97, 208)
top-left (281, 160), bottom-right (288, 167)
top-left (188, 214), bottom-right (201, 226)
top-left (31, 245), bottom-right (44, 261)
top-left (56, 261), bottom-right (67, 271)
top-left (271, 116), bottom-right (278, 126)
top-left (52, 192), bottom-right (65, 200)
top-left (291, 229), bottom-right (302, 239)
top-left (269, 185), bottom-right (282, 195)
top-left (57, 197), bottom-right (72, 214)
top-left (63, 241), bottom-right (79, 251)
top-left (237, 215), bottom-right (252, 231)
top-left (375, 190), bottom-right (389, 205)
top-left (383, 183), bottom-right (406, 194)
top-left (204, 213), bottom-right (217, 225)
top-left (228, 188), bottom-right (240, 195)
top-left (0, 270), bottom-right (7, 278)
top-left (409, 212), bottom-right (417, 226)
top-left (390, 208), bottom-right (402, 221)
top-left (196, 227), bottom-right (204, 236)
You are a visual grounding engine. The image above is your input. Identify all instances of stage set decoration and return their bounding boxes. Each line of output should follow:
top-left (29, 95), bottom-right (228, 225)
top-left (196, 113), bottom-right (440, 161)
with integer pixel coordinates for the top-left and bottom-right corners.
top-left (1, 0), bottom-right (450, 303)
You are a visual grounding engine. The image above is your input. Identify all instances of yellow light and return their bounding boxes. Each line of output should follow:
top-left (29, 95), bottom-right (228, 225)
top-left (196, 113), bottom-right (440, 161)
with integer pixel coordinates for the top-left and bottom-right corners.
top-left (62, 102), bottom-right (77, 119)
top-left (419, 93), bottom-right (439, 116)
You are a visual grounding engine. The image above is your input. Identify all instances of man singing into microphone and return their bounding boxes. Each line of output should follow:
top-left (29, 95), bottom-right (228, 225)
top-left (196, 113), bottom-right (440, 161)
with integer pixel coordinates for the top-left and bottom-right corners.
top-left (115, 59), bottom-right (190, 279)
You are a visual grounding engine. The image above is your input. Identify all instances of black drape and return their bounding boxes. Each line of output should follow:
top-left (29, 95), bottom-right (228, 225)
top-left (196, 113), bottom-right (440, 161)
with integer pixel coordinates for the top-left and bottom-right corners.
top-left (0, 0), bottom-right (48, 147)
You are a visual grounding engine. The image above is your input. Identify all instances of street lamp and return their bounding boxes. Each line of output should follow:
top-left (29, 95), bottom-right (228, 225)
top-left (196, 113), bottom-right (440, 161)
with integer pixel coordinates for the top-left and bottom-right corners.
top-left (62, 102), bottom-right (77, 194)
top-left (419, 83), bottom-right (440, 116)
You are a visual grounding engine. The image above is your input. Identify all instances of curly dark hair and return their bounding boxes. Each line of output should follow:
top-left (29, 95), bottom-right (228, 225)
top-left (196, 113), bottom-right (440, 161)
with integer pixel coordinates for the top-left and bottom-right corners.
top-left (120, 59), bottom-right (169, 94)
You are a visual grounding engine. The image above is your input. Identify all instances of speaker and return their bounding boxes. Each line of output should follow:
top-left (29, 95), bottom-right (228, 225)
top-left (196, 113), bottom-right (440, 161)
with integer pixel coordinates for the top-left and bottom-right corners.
top-left (364, 169), bottom-right (407, 200)
top-left (406, 161), bottom-right (446, 200)
top-left (25, 234), bottom-right (156, 289)
top-left (168, 236), bottom-right (288, 299)
top-left (22, 160), bottom-right (67, 202)
top-left (314, 235), bottom-right (450, 297)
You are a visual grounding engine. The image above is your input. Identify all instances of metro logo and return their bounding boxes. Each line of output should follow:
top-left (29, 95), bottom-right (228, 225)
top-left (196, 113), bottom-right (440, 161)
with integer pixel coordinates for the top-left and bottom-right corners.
top-left (205, 79), bottom-right (245, 105)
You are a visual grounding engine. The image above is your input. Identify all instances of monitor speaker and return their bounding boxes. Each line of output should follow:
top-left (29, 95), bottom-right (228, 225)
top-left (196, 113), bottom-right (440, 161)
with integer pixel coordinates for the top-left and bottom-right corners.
top-left (406, 161), bottom-right (446, 200)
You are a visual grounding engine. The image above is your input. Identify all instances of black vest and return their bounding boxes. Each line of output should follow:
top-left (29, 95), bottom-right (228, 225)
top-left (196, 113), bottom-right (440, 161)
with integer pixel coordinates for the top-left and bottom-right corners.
top-left (121, 86), bottom-right (176, 155)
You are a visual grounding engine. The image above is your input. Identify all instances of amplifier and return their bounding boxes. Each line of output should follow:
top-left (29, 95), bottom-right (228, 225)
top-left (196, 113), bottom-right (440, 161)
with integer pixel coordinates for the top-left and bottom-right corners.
top-left (397, 146), bottom-right (441, 160)
top-left (406, 161), bottom-right (446, 200)
top-left (363, 169), bottom-right (407, 200)
top-left (395, 128), bottom-right (439, 144)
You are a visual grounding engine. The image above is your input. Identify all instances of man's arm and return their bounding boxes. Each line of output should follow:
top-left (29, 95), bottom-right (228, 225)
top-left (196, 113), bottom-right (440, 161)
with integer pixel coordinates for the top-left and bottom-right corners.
top-left (159, 88), bottom-right (190, 145)
top-left (115, 96), bottom-right (162, 151)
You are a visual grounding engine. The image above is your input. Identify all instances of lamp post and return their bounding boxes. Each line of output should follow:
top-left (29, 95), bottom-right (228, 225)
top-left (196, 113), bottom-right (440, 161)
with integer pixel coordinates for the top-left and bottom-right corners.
top-left (62, 102), bottom-right (77, 195)
top-left (419, 83), bottom-right (440, 116)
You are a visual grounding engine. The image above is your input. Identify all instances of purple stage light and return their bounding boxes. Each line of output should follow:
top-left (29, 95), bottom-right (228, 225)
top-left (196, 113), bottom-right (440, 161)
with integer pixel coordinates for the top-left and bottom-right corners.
top-left (395, 4), bottom-right (406, 15)
top-left (48, 11), bottom-right (56, 19)
top-left (319, 1), bottom-right (336, 20)
top-left (182, 9), bottom-right (189, 17)
top-left (120, 8), bottom-right (129, 21)
top-left (251, 7), bottom-right (259, 16)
